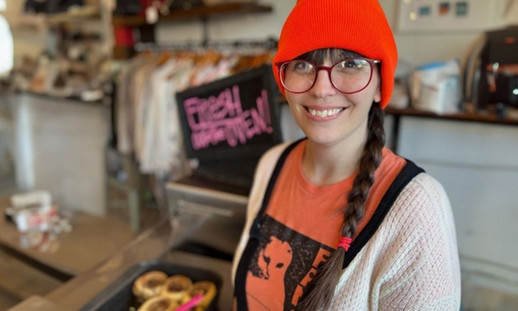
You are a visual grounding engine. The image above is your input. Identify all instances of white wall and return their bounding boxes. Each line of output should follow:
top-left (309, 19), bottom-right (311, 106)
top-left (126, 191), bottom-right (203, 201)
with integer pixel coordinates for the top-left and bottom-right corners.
top-left (382, 0), bottom-right (498, 65)
top-left (396, 117), bottom-right (518, 307)
top-left (10, 94), bottom-right (109, 216)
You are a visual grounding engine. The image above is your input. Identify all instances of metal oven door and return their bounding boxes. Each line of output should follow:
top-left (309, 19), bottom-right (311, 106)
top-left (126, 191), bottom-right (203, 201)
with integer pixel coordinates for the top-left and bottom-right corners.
top-left (166, 182), bottom-right (248, 257)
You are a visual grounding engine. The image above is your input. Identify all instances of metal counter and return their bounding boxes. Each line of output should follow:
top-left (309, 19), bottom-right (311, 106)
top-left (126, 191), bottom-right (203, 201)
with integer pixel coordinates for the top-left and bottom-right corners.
top-left (9, 181), bottom-right (247, 311)
top-left (8, 218), bottom-right (233, 310)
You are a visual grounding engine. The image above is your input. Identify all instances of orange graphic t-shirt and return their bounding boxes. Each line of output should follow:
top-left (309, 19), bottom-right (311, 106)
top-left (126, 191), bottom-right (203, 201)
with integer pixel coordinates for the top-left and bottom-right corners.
top-left (244, 141), bottom-right (406, 310)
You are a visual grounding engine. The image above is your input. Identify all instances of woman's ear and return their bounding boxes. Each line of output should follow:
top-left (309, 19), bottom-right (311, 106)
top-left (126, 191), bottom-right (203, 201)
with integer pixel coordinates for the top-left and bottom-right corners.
top-left (373, 81), bottom-right (381, 103)
top-left (373, 68), bottom-right (382, 103)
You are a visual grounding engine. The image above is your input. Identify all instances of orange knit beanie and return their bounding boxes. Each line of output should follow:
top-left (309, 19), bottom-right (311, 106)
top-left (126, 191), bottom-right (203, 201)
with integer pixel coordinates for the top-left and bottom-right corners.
top-left (272, 0), bottom-right (397, 108)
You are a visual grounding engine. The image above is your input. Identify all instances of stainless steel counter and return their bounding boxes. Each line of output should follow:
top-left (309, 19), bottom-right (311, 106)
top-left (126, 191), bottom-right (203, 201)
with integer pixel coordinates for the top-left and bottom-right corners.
top-left (8, 178), bottom-right (249, 311)
top-left (8, 208), bottom-right (234, 311)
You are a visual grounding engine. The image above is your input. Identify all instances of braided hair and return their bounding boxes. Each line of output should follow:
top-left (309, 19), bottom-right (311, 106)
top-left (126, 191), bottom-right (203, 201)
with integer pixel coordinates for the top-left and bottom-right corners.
top-left (294, 49), bottom-right (386, 310)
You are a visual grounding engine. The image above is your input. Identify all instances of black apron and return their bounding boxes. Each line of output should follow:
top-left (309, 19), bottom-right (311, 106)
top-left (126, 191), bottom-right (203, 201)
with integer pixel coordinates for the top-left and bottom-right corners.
top-left (234, 139), bottom-right (425, 310)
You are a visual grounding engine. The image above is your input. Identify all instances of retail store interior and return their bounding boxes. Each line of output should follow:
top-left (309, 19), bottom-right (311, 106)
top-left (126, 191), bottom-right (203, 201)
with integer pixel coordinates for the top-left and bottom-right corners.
top-left (0, 0), bottom-right (518, 310)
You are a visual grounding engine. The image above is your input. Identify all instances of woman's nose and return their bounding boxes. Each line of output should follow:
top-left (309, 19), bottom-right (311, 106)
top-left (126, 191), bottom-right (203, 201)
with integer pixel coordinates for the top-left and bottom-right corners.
top-left (310, 69), bottom-right (337, 97)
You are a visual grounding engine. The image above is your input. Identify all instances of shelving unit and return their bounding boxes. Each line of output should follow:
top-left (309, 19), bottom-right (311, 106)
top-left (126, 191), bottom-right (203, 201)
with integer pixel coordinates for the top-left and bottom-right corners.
top-left (45, 13), bottom-right (101, 26)
top-left (111, 2), bottom-right (273, 59)
top-left (112, 2), bottom-right (272, 26)
top-left (16, 8), bottom-right (102, 29)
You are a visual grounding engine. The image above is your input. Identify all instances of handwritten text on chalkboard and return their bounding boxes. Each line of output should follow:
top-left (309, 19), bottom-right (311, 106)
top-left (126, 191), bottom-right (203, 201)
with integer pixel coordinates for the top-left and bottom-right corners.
top-left (183, 85), bottom-right (273, 150)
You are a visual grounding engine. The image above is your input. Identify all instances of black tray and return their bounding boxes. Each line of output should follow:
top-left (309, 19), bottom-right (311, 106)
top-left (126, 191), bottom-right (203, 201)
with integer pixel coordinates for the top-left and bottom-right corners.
top-left (80, 261), bottom-right (222, 311)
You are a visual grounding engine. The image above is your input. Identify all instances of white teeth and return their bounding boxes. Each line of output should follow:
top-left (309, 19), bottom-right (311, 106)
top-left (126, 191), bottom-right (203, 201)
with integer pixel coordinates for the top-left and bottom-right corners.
top-left (307, 108), bottom-right (343, 117)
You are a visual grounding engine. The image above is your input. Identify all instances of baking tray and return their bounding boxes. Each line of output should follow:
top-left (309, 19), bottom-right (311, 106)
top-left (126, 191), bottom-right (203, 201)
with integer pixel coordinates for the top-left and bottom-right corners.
top-left (80, 260), bottom-right (222, 311)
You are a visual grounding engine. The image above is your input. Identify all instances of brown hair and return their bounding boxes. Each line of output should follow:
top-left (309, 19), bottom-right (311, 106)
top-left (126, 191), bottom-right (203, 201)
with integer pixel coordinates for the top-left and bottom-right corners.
top-left (295, 49), bottom-right (386, 310)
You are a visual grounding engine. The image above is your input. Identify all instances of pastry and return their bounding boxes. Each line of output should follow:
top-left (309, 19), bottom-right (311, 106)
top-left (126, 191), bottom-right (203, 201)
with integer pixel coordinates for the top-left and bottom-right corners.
top-left (132, 271), bottom-right (168, 300)
top-left (181, 281), bottom-right (217, 308)
top-left (161, 275), bottom-right (193, 301)
top-left (136, 295), bottom-right (179, 311)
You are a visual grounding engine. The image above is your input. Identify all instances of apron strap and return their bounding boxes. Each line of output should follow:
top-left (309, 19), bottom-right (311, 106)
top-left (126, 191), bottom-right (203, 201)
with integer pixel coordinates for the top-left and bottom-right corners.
top-left (234, 138), bottom-right (305, 310)
top-left (342, 159), bottom-right (425, 269)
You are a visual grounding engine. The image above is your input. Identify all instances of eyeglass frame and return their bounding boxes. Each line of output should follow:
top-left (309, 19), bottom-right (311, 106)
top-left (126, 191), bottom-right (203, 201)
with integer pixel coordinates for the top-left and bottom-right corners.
top-left (275, 58), bottom-right (381, 94)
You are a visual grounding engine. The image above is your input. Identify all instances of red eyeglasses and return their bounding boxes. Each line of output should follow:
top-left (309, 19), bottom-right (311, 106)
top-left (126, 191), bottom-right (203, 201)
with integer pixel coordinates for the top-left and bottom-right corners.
top-left (276, 58), bottom-right (380, 94)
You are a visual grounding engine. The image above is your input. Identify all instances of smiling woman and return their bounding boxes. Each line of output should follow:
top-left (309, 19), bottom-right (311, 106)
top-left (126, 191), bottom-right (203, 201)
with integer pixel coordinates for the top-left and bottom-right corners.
top-left (232, 0), bottom-right (461, 310)
top-left (280, 48), bottom-right (381, 156)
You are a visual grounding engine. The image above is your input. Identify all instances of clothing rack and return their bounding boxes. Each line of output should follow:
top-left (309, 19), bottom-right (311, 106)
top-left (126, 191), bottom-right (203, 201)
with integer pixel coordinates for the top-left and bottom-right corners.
top-left (134, 37), bottom-right (278, 53)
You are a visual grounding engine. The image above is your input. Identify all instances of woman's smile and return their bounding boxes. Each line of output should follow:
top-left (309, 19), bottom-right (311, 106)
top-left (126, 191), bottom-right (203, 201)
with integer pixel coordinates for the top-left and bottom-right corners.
top-left (303, 105), bottom-right (348, 121)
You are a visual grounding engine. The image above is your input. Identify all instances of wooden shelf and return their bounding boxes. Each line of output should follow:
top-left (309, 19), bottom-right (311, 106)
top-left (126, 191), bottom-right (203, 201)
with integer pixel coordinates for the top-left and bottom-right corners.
top-left (46, 13), bottom-right (101, 25)
top-left (278, 95), bottom-right (518, 126)
top-left (112, 2), bottom-right (272, 26)
top-left (17, 11), bottom-right (101, 28)
top-left (385, 107), bottom-right (518, 126)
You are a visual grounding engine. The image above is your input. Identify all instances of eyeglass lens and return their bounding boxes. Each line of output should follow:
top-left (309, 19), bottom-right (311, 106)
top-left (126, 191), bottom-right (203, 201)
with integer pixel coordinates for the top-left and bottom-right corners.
top-left (280, 59), bottom-right (374, 94)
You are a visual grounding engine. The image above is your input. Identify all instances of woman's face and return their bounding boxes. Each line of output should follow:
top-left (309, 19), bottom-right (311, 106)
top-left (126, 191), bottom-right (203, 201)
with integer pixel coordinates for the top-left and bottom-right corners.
top-left (284, 50), bottom-right (381, 149)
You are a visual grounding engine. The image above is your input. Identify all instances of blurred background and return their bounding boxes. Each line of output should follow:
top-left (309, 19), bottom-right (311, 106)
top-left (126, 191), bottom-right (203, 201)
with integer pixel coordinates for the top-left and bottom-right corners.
top-left (0, 1), bottom-right (517, 310)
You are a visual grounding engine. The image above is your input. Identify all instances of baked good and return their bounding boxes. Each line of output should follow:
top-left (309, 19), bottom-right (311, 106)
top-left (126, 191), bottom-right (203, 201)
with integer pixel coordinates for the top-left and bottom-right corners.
top-left (132, 271), bottom-right (168, 300)
top-left (136, 295), bottom-right (179, 311)
top-left (181, 280), bottom-right (217, 308)
top-left (161, 274), bottom-right (193, 300)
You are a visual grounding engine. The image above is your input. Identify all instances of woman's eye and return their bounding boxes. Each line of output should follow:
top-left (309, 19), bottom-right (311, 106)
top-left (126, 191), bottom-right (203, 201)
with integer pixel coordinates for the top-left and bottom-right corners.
top-left (291, 61), bottom-right (313, 73)
top-left (336, 59), bottom-right (368, 72)
top-left (344, 60), bottom-right (359, 69)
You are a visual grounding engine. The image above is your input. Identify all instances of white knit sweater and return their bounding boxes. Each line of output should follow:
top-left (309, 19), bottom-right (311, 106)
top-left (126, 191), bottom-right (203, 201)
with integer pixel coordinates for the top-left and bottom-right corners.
top-left (232, 143), bottom-right (461, 310)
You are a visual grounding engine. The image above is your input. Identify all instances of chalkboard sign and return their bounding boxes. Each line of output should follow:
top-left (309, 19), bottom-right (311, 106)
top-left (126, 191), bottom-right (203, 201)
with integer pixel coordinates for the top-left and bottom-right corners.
top-left (176, 64), bottom-right (282, 161)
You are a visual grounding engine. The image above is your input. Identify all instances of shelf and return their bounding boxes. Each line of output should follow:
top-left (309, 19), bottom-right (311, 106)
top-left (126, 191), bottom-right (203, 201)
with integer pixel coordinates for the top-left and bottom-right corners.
top-left (15, 91), bottom-right (104, 106)
top-left (278, 95), bottom-right (518, 126)
top-left (385, 107), bottom-right (518, 126)
top-left (112, 2), bottom-right (272, 26)
top-left (17, 11), bottom-right (101, 28)
top-left (46, 12), bottom-right (101, 25)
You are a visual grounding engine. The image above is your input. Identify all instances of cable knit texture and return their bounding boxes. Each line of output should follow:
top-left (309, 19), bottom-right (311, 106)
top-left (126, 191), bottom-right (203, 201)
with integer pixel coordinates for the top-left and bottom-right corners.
top-left (232, 144), bottom-right (461, 310)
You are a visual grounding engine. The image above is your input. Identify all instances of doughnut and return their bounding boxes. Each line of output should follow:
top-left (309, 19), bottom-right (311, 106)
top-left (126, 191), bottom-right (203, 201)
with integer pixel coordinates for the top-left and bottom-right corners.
top-left (136, 295), bottom-right (179, 311)
top-left (132, 271), bottom-right (168, 300)
top-left (161, 274), bottom-right (193, 301)
top-left (181, 280), bottom-right (217, 308)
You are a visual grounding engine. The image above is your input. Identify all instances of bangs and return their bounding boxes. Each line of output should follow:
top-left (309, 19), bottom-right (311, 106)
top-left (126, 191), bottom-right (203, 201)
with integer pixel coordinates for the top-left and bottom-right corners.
top-left (296, 48), bottom-right (365, 65)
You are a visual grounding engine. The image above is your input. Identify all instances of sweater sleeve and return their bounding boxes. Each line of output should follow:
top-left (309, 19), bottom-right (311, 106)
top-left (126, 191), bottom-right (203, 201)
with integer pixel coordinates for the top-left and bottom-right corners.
top-left (377, 174), bottom-right (461, 311)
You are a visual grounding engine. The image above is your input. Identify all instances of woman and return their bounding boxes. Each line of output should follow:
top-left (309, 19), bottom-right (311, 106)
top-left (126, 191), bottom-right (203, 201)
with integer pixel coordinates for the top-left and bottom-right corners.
top-left (232, 0), bottom-right (461, 310)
